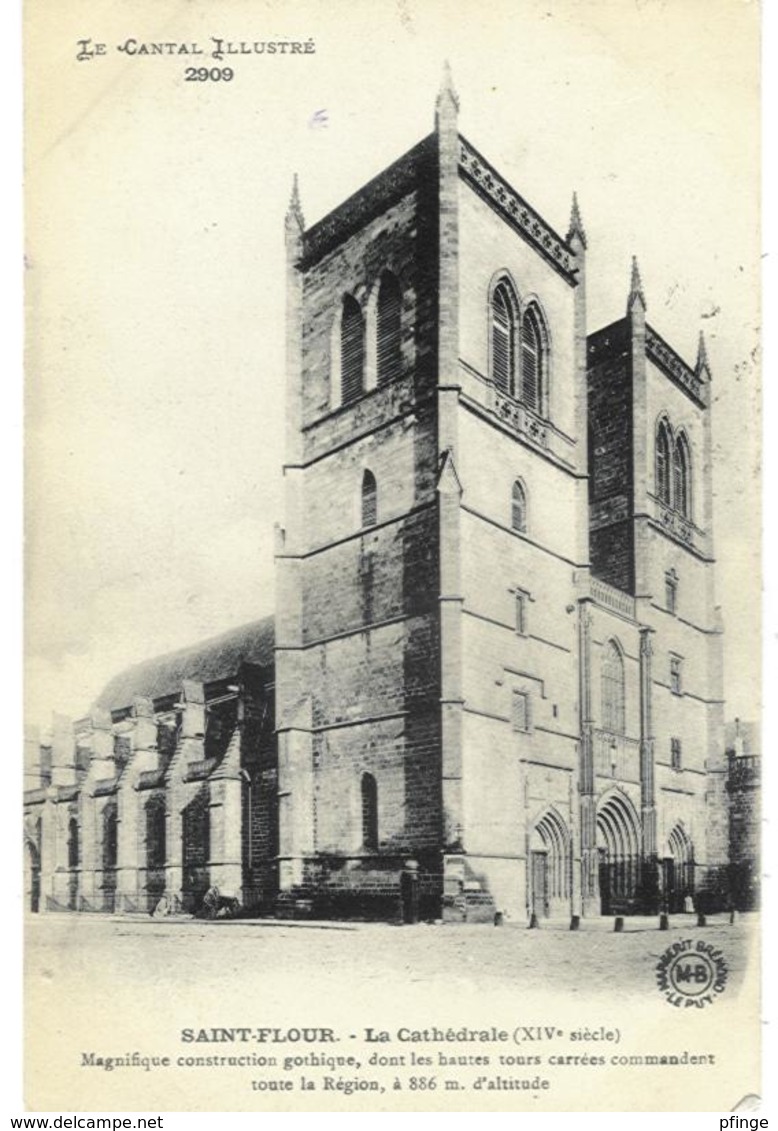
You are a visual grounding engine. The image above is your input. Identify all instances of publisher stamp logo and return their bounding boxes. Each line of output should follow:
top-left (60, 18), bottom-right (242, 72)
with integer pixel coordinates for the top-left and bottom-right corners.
top-left (656, 939), bottom-right (728, 1008)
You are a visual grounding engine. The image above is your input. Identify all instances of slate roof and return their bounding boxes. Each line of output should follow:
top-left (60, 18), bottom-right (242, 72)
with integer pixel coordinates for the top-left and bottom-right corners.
top-left (95, 616), bottom-right (275, 713)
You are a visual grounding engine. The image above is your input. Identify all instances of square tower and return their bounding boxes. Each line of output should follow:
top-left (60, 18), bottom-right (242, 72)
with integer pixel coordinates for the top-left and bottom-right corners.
top-left (586, 267), bottom-right (727, 913)
top-left (275, 69), bottom-right (588, 921)
top-left (276, 125), bottom-right (444, 914)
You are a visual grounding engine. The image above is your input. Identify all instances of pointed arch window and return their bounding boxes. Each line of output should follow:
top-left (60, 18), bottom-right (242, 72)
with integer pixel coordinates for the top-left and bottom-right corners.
top-left (521, 307), bottom-right (543, 412)
top-left (361, 773), bottom-right (378, 850)
top-left (68, 817), bottom-right (79, 869)
top-left (491, 282), bottom-right (516, 394)
top-left (511, 479), bottom-right (527, 533)
top-left (656, 421), bottom-right (671, 505)
top-left (602, 640), bottom-right (625, 734)
top-left (340, 295), bottom-right (364, 405)
top-left (376, 272), bottom-right (402, 385)
top-left (102, 804), bottom-right (118, 871)
top-left (146, 796), bottom-right (167, 871)
top-left (361, 469), bottom-right (377, 527)
top-left (673, 433), bottom-right (692, 519)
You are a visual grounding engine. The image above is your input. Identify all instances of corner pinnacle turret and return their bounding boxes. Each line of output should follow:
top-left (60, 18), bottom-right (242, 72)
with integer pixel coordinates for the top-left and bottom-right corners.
top-left (696, 329), bottom-right (711, 379)
top-left (567, 192), bottom-right (587, 249)
top-left (285, 173), bottom-right (305, 236)
top-left (627, 255), bottom-right (646, 314)
top-left (435, 60), bottom-right (460, 129)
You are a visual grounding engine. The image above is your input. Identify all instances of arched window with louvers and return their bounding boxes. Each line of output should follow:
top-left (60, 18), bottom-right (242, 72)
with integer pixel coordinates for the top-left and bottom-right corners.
top-left (376, 271), bottom-right (402, 385)
top-left (491, 280), bottom-right (518, 395)
top-left (673, 431), bottom-right (692, 519)
top-left (520, 303), bottom-right (546, 414)
top-left (655, 419), bottom-right (672, 506)
top-left (340, 294), bottom-right (365, 405)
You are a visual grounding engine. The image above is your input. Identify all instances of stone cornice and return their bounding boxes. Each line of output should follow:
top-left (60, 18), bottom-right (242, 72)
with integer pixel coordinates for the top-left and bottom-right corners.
top-left (645, 325), bottom-right (706, 408)
top-left (458, 135), bottom-right (578, 284)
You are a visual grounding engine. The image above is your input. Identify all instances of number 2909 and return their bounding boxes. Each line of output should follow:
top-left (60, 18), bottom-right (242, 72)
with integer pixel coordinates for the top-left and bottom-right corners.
top-left (185, 67), bottom-right (234, 82)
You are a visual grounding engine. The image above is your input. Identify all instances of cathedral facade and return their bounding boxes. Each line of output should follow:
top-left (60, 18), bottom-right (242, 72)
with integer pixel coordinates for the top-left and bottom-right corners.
top-left (24, 73), bottom-right (733, 923)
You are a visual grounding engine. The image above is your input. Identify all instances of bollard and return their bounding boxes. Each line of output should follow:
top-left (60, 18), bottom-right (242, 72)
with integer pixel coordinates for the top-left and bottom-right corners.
top-left (659, 913), bottom-right (670, 930)
top-left (570, 915), bottom-right (580, 931)
top-left (614, 916), bottom-right (624, 933)
top-left (528, 911), bottom-right (539, 929)
top-left (697, 911), bottom-right (707, 927)
top-left (493, 911), bottom-right (504, 927)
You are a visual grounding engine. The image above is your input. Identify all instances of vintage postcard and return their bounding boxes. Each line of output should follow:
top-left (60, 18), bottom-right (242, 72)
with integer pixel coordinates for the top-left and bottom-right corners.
top-left (23, 0), bottom-right (762, 1113)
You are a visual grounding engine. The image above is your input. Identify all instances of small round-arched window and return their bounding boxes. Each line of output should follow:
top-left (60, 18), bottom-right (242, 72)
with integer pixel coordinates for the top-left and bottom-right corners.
top-left (511, 479), bottom-right (527, 533)
top-left (361, 469), bottom-right (377, 528)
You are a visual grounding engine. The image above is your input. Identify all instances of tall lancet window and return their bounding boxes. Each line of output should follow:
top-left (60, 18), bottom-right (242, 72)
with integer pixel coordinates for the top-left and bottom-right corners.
top-left (102, 804), bottom-right (118, 871)
top-left (521, 307), bottom-right (542, 412)
top-left (376, 272), bottom-right (402, 385)
top-left (68, 817), bottom-right (79, 869)
top-left (361, 469), bottom-right (377, 528)
top-left (341, 295), bottom-right (365, 405)
top-left (602, 640), bottom-right (626, 734)
top-left (491, 282), bottom-right (515, 394)
top-left (673, 433), bottom-right (692, 519)
top-left (146, 796), bottom-right (167, 871)
top-left (655, 421), bottom-right (671, 505)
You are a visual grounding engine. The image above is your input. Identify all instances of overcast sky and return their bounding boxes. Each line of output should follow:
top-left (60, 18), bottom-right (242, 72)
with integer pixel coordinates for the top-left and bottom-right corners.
top-left (24, 0), bottom-right (760, 732)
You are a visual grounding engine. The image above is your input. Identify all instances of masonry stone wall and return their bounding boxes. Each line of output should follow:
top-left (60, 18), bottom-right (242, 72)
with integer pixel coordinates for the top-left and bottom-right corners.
top-left (275, 134), bottom-right (444, 906)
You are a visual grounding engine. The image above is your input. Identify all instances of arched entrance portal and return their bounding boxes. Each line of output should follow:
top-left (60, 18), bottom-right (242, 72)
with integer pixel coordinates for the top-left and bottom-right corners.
top-left (528, 808), bottom-right (571, 919)
top-left (596, 792), bottom-right (641, 915)
top-left (663, 824), bottom-right (694, 913)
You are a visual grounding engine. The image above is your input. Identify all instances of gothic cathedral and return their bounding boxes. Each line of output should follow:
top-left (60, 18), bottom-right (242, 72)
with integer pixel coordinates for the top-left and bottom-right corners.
top-left (24, 71), bottom-right (731, 923)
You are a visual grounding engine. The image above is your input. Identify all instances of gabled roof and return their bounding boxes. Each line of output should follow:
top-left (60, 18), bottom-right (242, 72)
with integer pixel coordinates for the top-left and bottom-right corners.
top-left (95, 616), bottom-right (275, 713)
